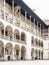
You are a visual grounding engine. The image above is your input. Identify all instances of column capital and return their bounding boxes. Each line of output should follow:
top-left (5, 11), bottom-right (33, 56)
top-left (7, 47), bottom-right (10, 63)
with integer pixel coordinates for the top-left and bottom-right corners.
top-left (12, 0), bottom-right (14, 3)
top-left (25, 11), bottom-right (27, 22)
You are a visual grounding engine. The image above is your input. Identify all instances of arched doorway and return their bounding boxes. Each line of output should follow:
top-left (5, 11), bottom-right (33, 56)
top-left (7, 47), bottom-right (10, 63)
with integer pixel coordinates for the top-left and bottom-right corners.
top-left (5, 43), bottom-right (13, 60)
top-left (5, 26), bottom-right (12, 41)
top-left (0, 41), bottom-right (4, 59)
top-left (21, 46), bottom-right (26, 60)
top-left (14, 29), bottom-right (20, 42)
top-left (14, 45), bottom-right (20, 60)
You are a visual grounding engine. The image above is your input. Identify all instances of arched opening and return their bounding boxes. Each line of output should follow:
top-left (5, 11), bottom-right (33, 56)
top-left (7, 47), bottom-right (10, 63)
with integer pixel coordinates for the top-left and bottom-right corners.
top-left (0, 41), bottom-right (4, 59)
top-left (14, 29), bottom-right (20, 42)
top-left (14, 45), bottom-right (20, 60)
top-left (31, 48), bottom-right (34, 60)
top-left (21, 46), bottom-right (26, 60)
top-left (21, 32), bottom-right (26, 44)
top-left (0, 22), bottom-right (4, 39)
top-left (5, 43), bottom-right (13, 60)
top-left (31, 37), bottom-right (34, 45)
top-left (5, 26), bottom-right (13, 41)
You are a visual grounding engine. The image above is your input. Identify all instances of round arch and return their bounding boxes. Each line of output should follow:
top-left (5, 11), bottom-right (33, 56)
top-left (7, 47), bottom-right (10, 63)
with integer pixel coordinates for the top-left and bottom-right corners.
top-left (14, 29), bottom-right (20, 42)
top-left (5, 43), bottom-right (13, 55)
top-left (5, 25), bottom-right (13, 41)
top-left (14, 45), bottom-right (20, 60)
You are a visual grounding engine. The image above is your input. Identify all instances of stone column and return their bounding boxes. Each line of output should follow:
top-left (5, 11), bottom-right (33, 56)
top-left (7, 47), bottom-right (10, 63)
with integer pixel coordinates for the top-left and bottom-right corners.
top-left (40, 24), bottom-right (41, 38)
top-left (34, 19), bottom-right (35, 35)
top-left (19, 46), bottom-right (21, 60)
top-left (25, 11), bottom-right (27, 30)
top-left (19, 9), bottom-right (21, 28)
top-left (37, 22), bottom-right (38, 36)
top-left (30, 15), bottom-right (31, 32)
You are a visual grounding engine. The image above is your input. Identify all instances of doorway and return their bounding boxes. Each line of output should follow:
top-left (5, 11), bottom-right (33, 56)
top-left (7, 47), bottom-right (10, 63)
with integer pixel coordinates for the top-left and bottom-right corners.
top-left (8, 56), bottom-right (10, 60)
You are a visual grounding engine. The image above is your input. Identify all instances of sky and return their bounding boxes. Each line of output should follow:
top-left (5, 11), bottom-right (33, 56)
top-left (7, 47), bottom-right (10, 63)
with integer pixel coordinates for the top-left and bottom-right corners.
top-left (23, 0), bottom-right (49, 21)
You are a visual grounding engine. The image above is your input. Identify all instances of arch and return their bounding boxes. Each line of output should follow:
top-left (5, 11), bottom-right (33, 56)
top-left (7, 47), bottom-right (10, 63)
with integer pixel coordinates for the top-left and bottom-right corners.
top-left (0, 22), bottom-right (4, 37)
top-left (5, 26), bottom-right (13, 41)
top-left (14, 45), bottom-right (20, 60)
top-left (21, 32), bottom-right (26, 41)
top-left (14, 29), bottom-right (20, 42)
top-left (0, 40), bottom-right (4, 58)
top-left (5, 43), bottom-right (13, 55)
top-left (21, 46), bottom-right (26, 60)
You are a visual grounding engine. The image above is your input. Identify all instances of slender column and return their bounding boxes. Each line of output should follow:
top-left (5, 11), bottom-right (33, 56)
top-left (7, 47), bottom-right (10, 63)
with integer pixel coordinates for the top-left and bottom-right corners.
top-left (4, 0), bottom-right (5, 20)
top-left (19, 9), bottom-right (21, 28)
top-left (19, 9), bottom-right (21, 19)
top-left (40, 24), bottom-right (41, 38)
top-left (3, 43), bottom-right (5, 60)
top-left (13, 46), bottom-right (14, 60)
top-left (34, 19), bottom-right (35, 35)
top-left (30, 15), bottom-right (31, 32)
top-left (19, 46), bottom-right (21, 60)
top-left (25, 11), bottom-right (27, 30)
top-left (12, 31), bottom-right (14, 60)
top-left (12, 0), bottom-right (14, 24)
top-left (37, 22), bottom-right (38, 36)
